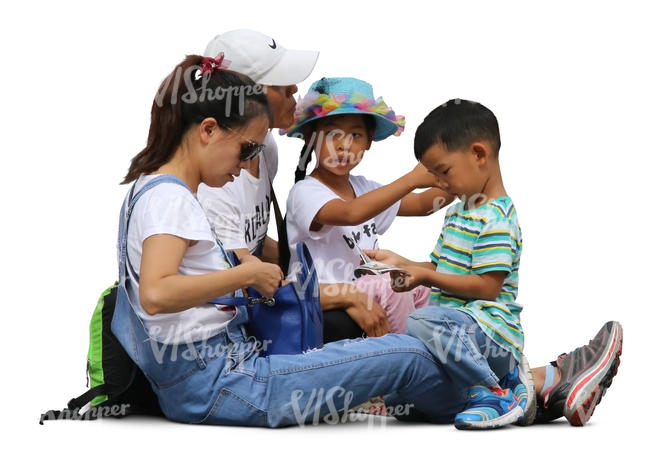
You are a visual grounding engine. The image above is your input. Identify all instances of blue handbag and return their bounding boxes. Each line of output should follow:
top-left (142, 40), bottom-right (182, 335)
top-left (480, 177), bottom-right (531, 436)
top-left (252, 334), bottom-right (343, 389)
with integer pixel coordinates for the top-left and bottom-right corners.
top-left (212, 241), bottom-right (324, 356)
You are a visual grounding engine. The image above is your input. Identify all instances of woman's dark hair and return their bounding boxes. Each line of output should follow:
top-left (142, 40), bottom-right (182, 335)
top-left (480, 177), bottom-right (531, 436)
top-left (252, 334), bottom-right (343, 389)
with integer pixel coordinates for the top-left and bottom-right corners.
top-left (293, 114), bottom-right (376, 183)
top-left (414, 99), bottom-right (500, 161)
top-left (122, 55), bottom-right (270, 184)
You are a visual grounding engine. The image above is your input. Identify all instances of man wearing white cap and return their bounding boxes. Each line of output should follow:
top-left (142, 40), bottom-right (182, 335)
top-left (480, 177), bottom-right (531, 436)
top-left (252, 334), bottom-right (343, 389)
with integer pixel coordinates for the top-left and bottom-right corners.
top-left (198, 29), bottom-right (317, 263)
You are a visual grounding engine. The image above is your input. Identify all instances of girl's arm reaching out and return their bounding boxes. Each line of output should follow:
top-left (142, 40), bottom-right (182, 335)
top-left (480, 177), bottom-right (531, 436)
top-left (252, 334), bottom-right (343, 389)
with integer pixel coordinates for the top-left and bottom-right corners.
top-left (363, 248), bottom-right (436, 270)
top-left (397, 188), bottom-right (455, 216)
top-left (313, 164), bottom-right (440, 227)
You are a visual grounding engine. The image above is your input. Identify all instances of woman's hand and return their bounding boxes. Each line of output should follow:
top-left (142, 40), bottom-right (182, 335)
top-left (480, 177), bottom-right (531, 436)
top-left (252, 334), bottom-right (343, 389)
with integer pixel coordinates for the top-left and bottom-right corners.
top-left (241, 261), bottom-right (284, 298)
top-left (345, 288), bottom-right (390, 337)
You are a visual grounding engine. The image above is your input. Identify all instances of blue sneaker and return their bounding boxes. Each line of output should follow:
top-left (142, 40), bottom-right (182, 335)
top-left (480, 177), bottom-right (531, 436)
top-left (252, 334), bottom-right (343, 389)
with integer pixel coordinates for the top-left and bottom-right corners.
top-left (454, 386), bottom-right (523, 430)
top-left (500, 355), bottom-right (536, 426)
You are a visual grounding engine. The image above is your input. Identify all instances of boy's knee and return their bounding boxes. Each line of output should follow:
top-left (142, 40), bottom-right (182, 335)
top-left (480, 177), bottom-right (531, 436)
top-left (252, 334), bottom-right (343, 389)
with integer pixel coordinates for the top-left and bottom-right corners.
top-left (405, 312), bottom-right (439, 339)
top-left (409, 305), bottom-right (435, 319)
top-left (407, 306), bottom-right (450, 328)
top-left (406, 307), bottom-right (461, 344)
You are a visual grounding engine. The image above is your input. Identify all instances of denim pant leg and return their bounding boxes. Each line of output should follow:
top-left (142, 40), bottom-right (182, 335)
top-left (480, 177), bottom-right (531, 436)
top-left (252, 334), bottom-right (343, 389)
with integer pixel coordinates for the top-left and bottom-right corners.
top-left (202, 323), bottom-right (467, 427)
top-left (406, 306), bottom-right (514, 395)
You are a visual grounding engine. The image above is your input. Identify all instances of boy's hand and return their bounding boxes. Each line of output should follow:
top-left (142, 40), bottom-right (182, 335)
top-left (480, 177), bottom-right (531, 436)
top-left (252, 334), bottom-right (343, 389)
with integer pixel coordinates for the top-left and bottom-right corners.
top-left (389, 266), bottom-right (428, 292)
top-left (408, 163), bottom-right (449, 190)
top-left (363, 249), bottom-right (410, 268)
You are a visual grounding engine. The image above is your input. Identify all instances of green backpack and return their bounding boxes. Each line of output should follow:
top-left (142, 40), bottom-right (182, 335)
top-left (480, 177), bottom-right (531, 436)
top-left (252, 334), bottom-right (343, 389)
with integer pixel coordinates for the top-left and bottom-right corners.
top-left (40, 284), bottom-right (163, 424)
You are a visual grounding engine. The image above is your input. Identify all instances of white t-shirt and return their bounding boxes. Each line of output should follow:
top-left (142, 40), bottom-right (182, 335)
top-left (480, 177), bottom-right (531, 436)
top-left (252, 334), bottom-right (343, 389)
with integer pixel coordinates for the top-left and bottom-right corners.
top-left (124, 174), bottom-right (235, 344)
top-left (285, 175), bottom-right (401, 284)
top-left (197, 132), bottom-right (278, 257)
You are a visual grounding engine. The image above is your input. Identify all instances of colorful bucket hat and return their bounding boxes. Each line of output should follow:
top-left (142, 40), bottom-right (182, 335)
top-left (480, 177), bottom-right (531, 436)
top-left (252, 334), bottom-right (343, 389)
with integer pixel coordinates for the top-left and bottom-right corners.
top-left (280, 77), bottom-right (405, 141)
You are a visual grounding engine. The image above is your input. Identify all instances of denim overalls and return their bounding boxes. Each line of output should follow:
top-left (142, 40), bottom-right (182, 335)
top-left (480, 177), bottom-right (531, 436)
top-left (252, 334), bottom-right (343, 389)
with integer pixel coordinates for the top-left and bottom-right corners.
top-left (112, 175), bottom-right (471, 427)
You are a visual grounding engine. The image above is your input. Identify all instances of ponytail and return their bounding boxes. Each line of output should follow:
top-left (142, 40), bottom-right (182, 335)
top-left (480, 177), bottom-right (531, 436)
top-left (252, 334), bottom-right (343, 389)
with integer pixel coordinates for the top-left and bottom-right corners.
top-left (293, 122), bottom-right (321, 183)
top-left (294, 142), bottom-right (315, 183)
top-left (122, 54), bottom-right (270, 184)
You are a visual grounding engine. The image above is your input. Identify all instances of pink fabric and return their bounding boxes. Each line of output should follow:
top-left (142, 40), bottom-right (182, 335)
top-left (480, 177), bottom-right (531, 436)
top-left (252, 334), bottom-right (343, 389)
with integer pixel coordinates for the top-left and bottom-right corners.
top-left (352, 274), bottom-right (431, 334)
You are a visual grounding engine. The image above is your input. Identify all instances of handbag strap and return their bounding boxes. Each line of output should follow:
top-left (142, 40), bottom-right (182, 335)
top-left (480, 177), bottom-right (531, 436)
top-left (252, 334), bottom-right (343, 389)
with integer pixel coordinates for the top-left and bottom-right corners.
top-left (210, 296), bottom-right (275, 307)
top-left (269, 180), bottom-right (292, 274)
top-left (269, 182), bottom-right (284, 239)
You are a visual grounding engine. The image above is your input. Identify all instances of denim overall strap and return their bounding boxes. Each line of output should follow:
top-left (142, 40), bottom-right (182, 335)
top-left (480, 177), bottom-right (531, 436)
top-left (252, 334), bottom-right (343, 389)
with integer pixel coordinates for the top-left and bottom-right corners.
top-left (113, 174), bottom-right (229, 385)
top-left (210, 297), bottom-right (268, 306)
top-left (116, 174), bottom-right (252, 340)
top-left (118, 175), bottom-right (258, 309)
top-left (119, 175), bottom-right (192, 284)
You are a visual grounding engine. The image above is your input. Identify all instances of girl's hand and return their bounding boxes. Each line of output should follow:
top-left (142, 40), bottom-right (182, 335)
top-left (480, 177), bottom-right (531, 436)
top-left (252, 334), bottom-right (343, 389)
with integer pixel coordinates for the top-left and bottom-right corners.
top-left (408, 163), bottom-right (449, 190)
top-left (363, 249), bottom-right (411, 268)
top-left (389, 266), bottom-right (428, 292)
top-left (345, 289), bottom-right (390, 337)
top-left (242, 261), bottom-right (284, 298)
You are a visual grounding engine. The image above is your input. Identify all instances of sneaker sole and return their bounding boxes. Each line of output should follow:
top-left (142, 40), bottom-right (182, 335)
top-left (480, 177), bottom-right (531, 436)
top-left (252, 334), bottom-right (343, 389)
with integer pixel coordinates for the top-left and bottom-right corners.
top-left (564, 321), bottom-right (623, 426)
top-left (515, 355), bottom-right (537, 426)
top-left (454, 406), bottom-right (524, 430)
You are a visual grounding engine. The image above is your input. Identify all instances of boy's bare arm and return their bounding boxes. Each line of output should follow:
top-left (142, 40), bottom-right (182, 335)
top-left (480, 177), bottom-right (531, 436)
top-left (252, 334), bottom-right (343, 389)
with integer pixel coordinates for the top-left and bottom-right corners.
top-left (393, 266), bottom-right (506, 301)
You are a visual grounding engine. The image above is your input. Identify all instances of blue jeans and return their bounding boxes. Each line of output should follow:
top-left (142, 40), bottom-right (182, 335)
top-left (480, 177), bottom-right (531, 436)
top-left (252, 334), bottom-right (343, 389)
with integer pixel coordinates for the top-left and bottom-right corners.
top-left (133, 307), bottom-right (470, 426)
top-left (406, 306), bottom-right (516, 396)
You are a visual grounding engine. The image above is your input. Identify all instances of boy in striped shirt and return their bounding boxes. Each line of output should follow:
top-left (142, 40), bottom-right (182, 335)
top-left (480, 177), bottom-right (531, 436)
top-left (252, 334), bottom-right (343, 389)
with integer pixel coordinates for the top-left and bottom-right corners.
top-left (371, 99), bottom-right (530, 430)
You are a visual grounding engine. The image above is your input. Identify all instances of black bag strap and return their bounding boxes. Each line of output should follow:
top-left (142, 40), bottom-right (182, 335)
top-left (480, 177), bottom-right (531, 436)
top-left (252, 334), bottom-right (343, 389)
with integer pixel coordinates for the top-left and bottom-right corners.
top-left (40, 362), bottom-right (140, 424)
top-left (66, 383), bottom-right (110, 410)
top-left (39, 384), bottom-right (110, 424)
top-left (270, 181), bottom-right (290, 274)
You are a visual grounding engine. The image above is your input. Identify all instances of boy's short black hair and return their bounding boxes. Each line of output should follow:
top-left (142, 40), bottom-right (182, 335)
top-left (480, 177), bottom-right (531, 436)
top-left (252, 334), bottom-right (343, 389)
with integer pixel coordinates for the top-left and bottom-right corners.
top-left (414, 99), bottom-right (501, 160)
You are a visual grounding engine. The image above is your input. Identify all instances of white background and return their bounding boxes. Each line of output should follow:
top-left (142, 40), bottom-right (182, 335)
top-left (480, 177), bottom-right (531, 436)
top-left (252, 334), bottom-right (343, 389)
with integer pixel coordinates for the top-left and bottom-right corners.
top-left (1, 0), bottom-right (647, 452)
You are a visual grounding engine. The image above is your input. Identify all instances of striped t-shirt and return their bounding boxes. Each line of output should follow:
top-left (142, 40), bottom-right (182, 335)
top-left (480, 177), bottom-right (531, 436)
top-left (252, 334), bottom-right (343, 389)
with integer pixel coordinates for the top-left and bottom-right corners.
top-left (429, 196), bottom-right (524, 359)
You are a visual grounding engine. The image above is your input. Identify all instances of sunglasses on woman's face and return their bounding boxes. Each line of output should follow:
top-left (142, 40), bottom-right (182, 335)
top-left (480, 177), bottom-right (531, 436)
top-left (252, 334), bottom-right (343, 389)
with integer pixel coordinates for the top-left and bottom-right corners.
top-left (225, 126), bottom-right (266, 161)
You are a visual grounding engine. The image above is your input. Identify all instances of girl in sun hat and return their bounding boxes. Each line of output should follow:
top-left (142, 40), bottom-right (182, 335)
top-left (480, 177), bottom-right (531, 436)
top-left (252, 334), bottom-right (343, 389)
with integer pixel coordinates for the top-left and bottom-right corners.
top-left (281, 77), bottom-right (456, 335)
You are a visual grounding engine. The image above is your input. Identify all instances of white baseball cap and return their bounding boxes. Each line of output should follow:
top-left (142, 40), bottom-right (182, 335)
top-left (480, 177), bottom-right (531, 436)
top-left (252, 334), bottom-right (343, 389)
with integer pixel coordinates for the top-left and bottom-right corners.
top-left (204, 29), bottom-right (319, 86)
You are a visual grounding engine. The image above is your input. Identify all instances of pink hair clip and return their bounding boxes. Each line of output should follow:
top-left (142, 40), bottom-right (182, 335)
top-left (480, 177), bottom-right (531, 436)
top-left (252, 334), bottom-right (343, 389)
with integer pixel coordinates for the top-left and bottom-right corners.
top-left (199, 52), bottom-right (231, 76)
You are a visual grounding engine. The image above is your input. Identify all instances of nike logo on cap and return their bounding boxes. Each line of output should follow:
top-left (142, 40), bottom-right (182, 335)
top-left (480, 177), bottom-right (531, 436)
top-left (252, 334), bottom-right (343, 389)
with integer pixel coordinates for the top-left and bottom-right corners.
top-left (269, 39), bottom-right (277, 49)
